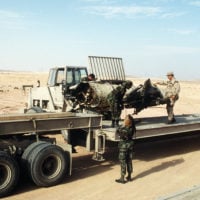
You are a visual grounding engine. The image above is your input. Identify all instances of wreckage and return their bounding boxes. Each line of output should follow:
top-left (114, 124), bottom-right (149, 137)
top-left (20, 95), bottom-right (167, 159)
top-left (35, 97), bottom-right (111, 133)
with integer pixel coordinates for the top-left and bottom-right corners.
top-left (123, 79), bottom-right (165, 113)
top-left (28, 56), bottom-right (166, 118)
top-left (64, 56), bottom-right (166, 116)
top-left (68, 78), bottom-right (165, 116)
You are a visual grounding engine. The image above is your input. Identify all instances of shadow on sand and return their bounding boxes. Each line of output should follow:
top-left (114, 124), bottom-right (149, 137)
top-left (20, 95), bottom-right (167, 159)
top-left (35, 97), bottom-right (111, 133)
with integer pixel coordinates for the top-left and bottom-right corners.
top-left (133, 158), bottom-right (184, 180)
top-left (10, 132), bottom-right (200, 197)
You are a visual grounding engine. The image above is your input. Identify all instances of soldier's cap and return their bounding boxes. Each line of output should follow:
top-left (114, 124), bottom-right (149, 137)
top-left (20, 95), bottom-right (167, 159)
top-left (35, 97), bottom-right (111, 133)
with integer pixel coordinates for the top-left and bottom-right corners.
top-left (166, 71), bottom-right (174, 76)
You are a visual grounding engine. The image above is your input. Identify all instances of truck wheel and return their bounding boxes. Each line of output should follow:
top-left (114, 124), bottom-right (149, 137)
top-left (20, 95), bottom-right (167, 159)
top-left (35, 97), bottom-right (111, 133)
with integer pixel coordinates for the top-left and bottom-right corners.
top-left (0, 151), bottom-right (19, 197)
top-left (28, 144), bottom-right (68, 187)
top-left (21, 141), bottom-right (49, 173)
top-left (22, 141), bottom-right (48, 162)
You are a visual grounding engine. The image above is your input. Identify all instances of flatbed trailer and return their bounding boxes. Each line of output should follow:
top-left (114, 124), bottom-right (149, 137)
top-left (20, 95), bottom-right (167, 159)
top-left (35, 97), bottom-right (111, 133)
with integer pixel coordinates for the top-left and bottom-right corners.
top-left (0, 112), bottom-right (102, 197)
top-left (100, 114), bottom-right (200, 141)
top-left (1, 112), bottom-right (200, 197)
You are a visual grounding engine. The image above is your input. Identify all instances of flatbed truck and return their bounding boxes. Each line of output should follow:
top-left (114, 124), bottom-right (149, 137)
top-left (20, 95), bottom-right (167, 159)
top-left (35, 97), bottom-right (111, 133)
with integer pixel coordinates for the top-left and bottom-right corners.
top-left (1, 111), bottom-right (200, 197)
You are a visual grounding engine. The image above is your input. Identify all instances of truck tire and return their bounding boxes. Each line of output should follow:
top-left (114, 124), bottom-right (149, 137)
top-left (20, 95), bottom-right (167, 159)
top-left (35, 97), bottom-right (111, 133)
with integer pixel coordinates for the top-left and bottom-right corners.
top-left (21, 141), bottom-right (49, 176)
top-left (22, 141), bottom-right (48, 162)
top-left (28, 144), bottom-right (68, 187)
top-left (0, 151), bottom-right (19, 197)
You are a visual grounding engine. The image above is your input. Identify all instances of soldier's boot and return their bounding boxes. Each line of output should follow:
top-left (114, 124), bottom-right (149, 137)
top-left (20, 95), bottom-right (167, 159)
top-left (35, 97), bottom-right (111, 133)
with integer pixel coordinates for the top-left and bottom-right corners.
top-left (115, 175), bottom-right (126, 184)
top-left (111, 120), bottom-right (115, 127)
top-left (126, 173), bottom-right (132, 181)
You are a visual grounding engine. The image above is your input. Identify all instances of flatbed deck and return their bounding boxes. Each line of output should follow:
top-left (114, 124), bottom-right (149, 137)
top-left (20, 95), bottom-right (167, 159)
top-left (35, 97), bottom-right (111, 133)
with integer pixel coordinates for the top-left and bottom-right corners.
top-left (102, 114), bottom-right (200, 141)
top-left (0, 112), bottom-right (102, 136)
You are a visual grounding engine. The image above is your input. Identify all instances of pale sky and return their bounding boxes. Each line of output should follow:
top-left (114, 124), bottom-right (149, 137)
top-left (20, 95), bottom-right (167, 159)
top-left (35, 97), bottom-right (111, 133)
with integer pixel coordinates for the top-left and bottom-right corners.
top-left (1, 0), bottom-right (200, 80)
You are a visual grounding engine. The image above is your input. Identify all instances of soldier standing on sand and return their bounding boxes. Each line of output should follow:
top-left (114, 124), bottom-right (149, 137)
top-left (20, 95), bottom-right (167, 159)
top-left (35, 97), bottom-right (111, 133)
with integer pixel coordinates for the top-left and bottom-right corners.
top-left (115, 114), bottom-right (136, 184)
top-left (156, 72), bottom-right (180, 124)
top-left (107, 81), bottom-right (132, 127)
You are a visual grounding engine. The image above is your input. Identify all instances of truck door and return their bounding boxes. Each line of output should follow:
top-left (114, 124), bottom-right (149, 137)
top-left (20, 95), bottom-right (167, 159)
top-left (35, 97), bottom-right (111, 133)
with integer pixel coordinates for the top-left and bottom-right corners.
top-left (48, 68), bottom-right (65, 110)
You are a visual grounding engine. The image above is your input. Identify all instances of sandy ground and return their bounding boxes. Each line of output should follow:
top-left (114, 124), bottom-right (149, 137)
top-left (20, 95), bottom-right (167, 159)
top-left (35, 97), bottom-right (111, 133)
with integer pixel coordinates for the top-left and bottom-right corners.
top-left (1, 72), bottom-right (200, 200)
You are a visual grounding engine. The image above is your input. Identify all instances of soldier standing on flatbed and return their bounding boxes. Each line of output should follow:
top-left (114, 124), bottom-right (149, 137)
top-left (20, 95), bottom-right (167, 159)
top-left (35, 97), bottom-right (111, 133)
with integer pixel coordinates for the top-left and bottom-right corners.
top-left (156, 72), bottom-right (180, 124)
top-left (107, 81), bottom-right (132, 127)
top-left (115, 114), bottom-right (136, 184)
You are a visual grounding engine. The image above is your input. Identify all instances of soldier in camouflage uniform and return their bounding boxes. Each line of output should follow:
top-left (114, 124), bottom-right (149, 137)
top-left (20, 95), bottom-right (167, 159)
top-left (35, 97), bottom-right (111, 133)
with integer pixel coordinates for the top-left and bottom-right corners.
top-left (115, 114), bottom-right (136, 184)
top-left (156, 72), bottom-right (180, 124)
top-left (107, 81), bottom-right (132, 127)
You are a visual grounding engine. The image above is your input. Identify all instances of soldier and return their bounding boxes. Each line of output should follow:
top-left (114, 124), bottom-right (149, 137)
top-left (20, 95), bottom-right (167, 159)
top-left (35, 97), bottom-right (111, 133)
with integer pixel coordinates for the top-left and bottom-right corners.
top-left (115, 114), bottom-right (136, 184)
top-left (156, 72), bottom-right (180, 124)
top-left (88, 73), bottom-right (96, 81)
top-left (107, 81), bottom-right (132, 127)
top-left (82, 73), bottom-right (96, 81)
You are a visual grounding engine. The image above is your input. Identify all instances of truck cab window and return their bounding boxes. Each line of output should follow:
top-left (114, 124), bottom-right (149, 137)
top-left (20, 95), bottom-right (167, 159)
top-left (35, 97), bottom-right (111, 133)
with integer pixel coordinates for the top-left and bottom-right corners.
top-left (56, 69), bottom-right (64, 85)
top-left (80, 69), bottom-right (88, 80)
top-left (48, 68), bottom-right (64, 86)
top-left (74, 70), bottom-right (81, 84)
top-left (66, 69), bottom-right (73, 85)
top-left (48, 69), bottom-right (57, 86)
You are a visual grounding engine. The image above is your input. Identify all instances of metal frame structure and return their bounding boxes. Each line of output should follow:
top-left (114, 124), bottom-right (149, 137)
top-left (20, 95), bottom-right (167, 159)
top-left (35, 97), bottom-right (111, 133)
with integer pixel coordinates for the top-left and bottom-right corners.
top-left (88, 56), bottom-right (125, 81)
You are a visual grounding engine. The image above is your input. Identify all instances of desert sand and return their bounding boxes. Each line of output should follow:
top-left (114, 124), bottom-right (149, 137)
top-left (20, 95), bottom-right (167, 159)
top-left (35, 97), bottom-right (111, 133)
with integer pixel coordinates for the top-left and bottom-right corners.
top-left (1, 72), bottom-right (200, 200)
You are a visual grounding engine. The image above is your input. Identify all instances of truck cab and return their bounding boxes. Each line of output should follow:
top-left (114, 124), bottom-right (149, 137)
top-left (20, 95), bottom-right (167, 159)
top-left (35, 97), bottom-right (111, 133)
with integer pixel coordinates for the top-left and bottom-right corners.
top-left (27, 56), bottom-right (126, 113)
top-left (28, 66), bottom-right (88, 112)
top-left (47, 67), bottom-right (88, 87)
